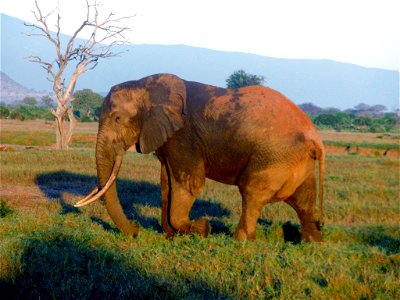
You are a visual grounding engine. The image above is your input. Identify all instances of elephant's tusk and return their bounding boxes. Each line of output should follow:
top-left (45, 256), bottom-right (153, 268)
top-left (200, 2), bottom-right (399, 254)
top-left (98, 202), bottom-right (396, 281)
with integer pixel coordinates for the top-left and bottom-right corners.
top-left (74, 155), bottom-right (122, 208)
top-left (74, 187), bottom-right (99, 206)
top-left (74, 174), bottom-right (117, 207)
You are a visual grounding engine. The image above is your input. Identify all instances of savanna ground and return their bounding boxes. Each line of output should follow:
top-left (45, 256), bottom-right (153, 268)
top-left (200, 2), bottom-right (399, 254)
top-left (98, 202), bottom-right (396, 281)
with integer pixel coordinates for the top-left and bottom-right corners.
top-left (0, 120), bottom-right (399, 299)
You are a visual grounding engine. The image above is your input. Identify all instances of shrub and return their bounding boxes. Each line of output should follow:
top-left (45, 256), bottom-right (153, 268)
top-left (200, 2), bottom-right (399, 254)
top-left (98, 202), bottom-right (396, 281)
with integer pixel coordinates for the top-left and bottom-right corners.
top-left (0, 200), bottom-right (14, 218)
top-left (0, 104), bottom-right (10, 118)
top-left (226, 70), bottom-right (265, 88)
top-left (8, 106), bottom-right (54, 121)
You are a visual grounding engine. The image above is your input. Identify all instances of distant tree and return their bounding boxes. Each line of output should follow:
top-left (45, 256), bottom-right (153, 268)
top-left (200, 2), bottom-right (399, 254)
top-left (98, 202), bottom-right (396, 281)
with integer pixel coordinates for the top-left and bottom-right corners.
top-left (226, 70), bottom-right (265, 88)
top-left (324, 107), bottom-right (341, 114)
top-left (41, 95), bottom-right (54, 107)
top-left (73, 89), bottom-right (103, 121)
top-left (25, 0), bottom-right (132, 149)
top-left (313, 114), bottom-right (340, 127)
top-left (354, 103), bottom-right (370, 111)
top-left (23, 96), bottom-right (37, 106)
top-left (381, 114), bottom-right (399, 132)
top-left (353, 116), bottom-right (373, 127)
top-left (369, 105), bottom-right (387, 112)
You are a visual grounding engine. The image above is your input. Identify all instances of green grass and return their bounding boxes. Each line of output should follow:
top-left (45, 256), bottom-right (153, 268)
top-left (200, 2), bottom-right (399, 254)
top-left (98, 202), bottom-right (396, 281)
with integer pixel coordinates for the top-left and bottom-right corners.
top-left (0, 131), bottom-right (55, 146)
top-left (0, 131), bottom-right (96, 148)
top-left (323, 140), bottom-right (399, 150)
top-left (0, 150), bottom-right (399, 299)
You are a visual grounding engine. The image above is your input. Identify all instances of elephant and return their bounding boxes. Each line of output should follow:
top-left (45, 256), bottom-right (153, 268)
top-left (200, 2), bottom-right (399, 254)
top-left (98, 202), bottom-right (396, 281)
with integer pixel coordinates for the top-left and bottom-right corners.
top-left (75, 73), bottom-right (325, 242)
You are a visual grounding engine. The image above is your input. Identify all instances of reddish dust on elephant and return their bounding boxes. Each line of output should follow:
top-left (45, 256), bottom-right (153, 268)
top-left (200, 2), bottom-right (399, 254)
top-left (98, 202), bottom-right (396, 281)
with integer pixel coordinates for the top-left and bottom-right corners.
top-left (76, 74), bottom-right (325, 242)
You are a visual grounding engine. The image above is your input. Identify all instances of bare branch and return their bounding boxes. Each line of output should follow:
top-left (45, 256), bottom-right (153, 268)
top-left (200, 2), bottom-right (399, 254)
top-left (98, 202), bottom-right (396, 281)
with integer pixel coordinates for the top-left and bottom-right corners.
top-left (24, 0), bottom-right (132, 150)
top-left (25, 55), bottom-right (56, 80)
top-left (30, 1), bottom-right (58, 47)
top-left (56, 6), bottom-right (61, 49)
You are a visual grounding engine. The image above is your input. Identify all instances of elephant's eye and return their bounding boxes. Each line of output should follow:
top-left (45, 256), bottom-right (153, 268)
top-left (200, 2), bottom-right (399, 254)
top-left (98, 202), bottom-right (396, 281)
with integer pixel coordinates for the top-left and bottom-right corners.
top-left (115, 116), bottom-right (121, 123)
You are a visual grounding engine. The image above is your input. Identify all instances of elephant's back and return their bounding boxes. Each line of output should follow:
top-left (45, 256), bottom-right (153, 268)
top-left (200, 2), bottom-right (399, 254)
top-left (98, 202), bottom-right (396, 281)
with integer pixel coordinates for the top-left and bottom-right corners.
top-left (238, 85), bottom-right (312, 128)
top-left (195, 84), bottom-right (318, 143)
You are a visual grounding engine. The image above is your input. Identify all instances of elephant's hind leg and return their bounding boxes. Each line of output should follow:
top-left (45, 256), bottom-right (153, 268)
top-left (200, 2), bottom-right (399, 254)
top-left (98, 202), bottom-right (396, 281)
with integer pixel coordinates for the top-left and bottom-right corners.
top-left (285, 174), bottom-right (322, 242)
top-left (235, 183), bottom-right (278, 241)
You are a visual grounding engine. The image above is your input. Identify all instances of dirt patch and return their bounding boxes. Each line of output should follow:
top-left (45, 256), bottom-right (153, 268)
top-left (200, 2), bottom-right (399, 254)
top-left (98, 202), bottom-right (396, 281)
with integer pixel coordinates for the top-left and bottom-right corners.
top-left (72, 135), bottom-right (97, 143)
top-left (0, 185), bottom-right (50, 209)
top-left (0, 184), bottom-right (86, 212)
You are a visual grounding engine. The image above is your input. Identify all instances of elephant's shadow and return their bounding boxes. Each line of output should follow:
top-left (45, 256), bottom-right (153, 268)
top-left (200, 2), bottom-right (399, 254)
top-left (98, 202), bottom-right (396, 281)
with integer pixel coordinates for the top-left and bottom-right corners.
top-left (36, 170), bottom-right (231, 235)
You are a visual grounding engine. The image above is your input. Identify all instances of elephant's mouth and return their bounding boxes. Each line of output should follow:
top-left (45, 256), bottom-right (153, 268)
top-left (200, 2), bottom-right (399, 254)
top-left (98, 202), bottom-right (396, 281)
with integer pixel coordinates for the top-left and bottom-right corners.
top-left (74, 154), bottom-right (123, 207)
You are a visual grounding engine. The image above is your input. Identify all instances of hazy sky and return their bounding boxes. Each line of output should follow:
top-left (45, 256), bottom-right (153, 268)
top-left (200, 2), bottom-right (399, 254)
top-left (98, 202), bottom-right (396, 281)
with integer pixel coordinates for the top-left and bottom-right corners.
top-left (1, 0), bottom-right (399, 71)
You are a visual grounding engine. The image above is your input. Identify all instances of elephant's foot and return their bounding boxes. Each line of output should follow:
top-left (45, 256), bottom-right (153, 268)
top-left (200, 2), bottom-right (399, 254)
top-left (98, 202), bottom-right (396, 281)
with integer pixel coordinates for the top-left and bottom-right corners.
top-left (164, 218), bottom-right (209, 238)
top-left (234, 227), bottom-right (256, 241)
top-left (189, 218), bottom-right (209, 237)
top-left (301, 222), bottom-right (323, 242)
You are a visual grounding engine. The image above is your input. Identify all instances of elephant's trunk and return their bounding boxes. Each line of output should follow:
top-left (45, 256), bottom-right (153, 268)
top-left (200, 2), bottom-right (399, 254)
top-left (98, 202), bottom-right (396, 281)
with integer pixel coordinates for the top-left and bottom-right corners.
top-left (75, 130), bottom-right (139, 237)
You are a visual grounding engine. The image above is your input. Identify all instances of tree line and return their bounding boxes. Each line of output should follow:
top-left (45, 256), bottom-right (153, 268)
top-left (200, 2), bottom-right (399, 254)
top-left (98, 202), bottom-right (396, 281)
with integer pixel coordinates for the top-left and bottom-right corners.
top-left (1, 84), bottom-right (398, 133)
top-left (0, 89), bottom-right (103, 122)
top-left (310, 112), bottom-right (399, 133)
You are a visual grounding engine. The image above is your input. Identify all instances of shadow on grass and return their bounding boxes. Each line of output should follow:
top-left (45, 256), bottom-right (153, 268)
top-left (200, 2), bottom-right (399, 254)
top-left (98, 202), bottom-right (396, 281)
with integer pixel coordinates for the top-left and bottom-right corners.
top-left (36, 170), bottom-right (231, 235)
top-left (0, 234), bottom-right (223, 299)
top-left (282, 221), bottom-right (302, 244)
top-left (258, 219), bottom-right (302, 244)
top-left (356, 226), bottom-right (400, 255)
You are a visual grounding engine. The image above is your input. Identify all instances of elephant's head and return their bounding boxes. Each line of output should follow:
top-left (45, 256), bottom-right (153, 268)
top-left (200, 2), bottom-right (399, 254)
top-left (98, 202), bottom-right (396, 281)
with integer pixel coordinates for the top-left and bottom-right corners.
top-left (75, 74), bottom-right (187, 236)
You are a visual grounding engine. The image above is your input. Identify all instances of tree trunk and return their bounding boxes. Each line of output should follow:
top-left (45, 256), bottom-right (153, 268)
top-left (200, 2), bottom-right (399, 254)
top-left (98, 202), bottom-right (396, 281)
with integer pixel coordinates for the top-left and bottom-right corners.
top-left (54, 107), bottom-right (77, 150)
top-left (55, 115), bottom-right (68, 150)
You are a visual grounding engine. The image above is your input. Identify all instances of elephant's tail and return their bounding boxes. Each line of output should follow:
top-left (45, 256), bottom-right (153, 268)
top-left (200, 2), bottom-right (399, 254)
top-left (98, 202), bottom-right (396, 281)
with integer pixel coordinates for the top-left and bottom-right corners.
top-left (316, 142), bottom-right (325, 229)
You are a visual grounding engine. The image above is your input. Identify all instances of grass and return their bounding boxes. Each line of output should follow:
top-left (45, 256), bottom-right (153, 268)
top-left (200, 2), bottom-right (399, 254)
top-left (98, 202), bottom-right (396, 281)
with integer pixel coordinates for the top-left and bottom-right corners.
top-left (0, 119), bottom-right (98, 148)
top-left (0, 131), bottom-right (55, 146)
top-left (323, 140), bottom-right (399, 151)
top-left (0, 130), bottom-right (96, 148)
top-left (1, 120), bottom-right (399, 298)
top-left (318, 130), bottom-right (400, 145)
top-left (0, 147), bottom-right (399, 299)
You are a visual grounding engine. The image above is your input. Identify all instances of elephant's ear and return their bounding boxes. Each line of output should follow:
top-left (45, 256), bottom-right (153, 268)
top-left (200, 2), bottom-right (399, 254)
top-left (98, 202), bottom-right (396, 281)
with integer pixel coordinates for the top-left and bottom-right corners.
top-left (139, 75), bottom-right (187, 154)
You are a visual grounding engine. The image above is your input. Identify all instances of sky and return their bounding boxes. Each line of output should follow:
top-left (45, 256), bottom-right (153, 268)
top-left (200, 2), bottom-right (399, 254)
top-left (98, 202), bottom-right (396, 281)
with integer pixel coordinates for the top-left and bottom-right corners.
top-left (1, 0), bottom-right (399, 71)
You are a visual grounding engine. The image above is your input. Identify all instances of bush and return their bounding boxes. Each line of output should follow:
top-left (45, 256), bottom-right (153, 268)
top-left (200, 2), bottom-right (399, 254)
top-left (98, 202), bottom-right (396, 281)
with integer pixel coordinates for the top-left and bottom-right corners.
top-left (0, 104), bottom-right (10, 118)
top-left (8, 106), bottom-right (54, 121)
top-left (314, 114), bottom-right (340, 127)
top-left (226, 70), bottom-right (265, 88)
top-left (0, 200), bottom-right (14, 218)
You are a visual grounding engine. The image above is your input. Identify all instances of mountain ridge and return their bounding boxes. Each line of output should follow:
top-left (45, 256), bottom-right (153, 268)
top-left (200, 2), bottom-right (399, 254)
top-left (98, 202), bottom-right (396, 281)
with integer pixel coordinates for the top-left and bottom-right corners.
top-left (1, 13), bottom-right (398, 109)
top-left (0, 71), bottom-right (48, 103)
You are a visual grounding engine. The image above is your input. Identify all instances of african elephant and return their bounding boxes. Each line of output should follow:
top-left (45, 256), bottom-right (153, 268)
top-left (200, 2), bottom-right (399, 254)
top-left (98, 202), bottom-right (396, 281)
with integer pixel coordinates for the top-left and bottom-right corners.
top-left (75, 74), bottom-right (325, 242)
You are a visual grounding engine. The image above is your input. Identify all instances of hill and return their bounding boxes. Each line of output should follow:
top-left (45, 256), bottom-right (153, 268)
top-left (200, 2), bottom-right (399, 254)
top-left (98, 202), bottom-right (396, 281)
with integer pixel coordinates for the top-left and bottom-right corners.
top-left (1, 14), bottom-right (399, 110)
top-left (0, 72), bottom-right (48, 104)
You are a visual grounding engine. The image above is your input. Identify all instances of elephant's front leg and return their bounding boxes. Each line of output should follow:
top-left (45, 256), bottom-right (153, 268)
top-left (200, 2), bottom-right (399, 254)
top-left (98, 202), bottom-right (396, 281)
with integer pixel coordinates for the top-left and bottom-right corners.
top-left (158, 150), bottom-right (208, 237)
top-left (160, 160), bottom-right (176, 238)
top-left (169, 182), bottom-right (209, 237)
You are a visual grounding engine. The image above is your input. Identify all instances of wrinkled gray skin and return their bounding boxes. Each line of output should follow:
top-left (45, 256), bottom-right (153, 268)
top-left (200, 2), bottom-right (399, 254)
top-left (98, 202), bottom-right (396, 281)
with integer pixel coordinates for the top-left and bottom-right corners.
top-left (88, 73), bottom-right (325, 241)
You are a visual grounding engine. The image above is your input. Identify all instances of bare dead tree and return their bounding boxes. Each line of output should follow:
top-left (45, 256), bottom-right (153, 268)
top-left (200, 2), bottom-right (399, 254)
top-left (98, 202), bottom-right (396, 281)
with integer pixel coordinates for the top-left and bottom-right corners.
top-left (25, 0), bottom-right (132, 150)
